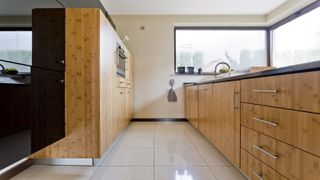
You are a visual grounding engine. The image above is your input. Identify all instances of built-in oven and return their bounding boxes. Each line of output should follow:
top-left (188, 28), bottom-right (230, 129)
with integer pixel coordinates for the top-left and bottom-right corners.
top-left (116, 44), bottom-right (127, 77)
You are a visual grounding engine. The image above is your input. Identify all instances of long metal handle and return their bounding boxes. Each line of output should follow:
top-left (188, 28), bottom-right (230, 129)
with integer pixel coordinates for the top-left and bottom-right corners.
top-left (253, 145), bottom-right (278, 159)
top-left (252, 89), bottom-right (278, 93)
top-left (233, 91), bottom-right (240, 112)
top-left (252, 117), bottom-right (278, 127)
top-left (252, 171), bottom-right (264, 180)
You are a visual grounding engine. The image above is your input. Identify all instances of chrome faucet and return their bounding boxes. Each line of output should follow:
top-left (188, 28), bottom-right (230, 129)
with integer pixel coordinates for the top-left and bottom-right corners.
top-left (214, 62), bottom-right (231, 74)
top-left (0, 64), bottom-right (4, 74)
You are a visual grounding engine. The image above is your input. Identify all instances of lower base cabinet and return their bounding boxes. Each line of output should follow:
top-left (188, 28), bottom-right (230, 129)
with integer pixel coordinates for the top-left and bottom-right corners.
top-left (241, 126), bottom-right (320, 180)
top-left (196, 81), bottom-right (240, 167)
top-left (241, 149), bottom-right (288, 180)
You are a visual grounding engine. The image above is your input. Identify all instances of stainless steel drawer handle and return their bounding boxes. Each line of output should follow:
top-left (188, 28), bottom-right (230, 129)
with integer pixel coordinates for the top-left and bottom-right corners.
top-left (252, 89), bottom-right (278, 93)
top-left (57, 79), bottom-right (64, 84)
top-left (252, 117), bottom-right (278, 127)
top-left (253, 145), bottom-right (279, 159)
top-left (252, 171), bottom-right (264, 180)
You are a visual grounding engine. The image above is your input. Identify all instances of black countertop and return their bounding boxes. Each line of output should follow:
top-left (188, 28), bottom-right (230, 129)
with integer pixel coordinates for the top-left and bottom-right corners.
top-left (184, 61), bottom-right (320, 86)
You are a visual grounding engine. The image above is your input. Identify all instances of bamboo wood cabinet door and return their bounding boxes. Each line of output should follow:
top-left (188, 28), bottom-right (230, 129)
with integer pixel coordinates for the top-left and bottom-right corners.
top-left (198, 84), bottom-right (213, 139)
top-left (210, 81), bottom-right (241, 167)
top-left (185, 86), bottom-right (199, 129)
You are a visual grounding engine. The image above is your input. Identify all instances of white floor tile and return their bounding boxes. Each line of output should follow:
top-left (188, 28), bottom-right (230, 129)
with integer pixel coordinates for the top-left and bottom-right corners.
top-left (155, 136), bottom-right (194, 149)
top-left (98, 149), bottom-right (153, 166)
top-left (11, 122), bottom-right (246, 180)
top-left (197, 148), bottom-right (231, 166)
top-left (91, 167), bottom-right (153, 180)
top-left (210, 166), bottom-right (246, 180)
top-left (155, 148), bottom-right (206, 166)
top-left (10, 165), bottom-right (96, 180)
top-left (155, 166), bottom-right (217, 180)
top-left (114, 136), bottom-right (154, 149)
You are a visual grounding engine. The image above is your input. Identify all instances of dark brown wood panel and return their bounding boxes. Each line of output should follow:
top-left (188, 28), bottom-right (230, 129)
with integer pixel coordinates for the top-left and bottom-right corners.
top-left (32, 9), bottom-right (65, 72)
top-left (31, 68), bottom-right (65, 153)
top-left (0, 85), bottom-right (31, 137)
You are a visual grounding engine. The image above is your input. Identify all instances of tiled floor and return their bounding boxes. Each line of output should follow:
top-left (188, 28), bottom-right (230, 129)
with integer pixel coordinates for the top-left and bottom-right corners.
top-left (11, 122), bottom-right (246, 180)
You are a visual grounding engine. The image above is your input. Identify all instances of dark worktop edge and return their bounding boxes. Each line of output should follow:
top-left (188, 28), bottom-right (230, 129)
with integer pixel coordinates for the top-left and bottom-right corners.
top-left (184, 61), bottom-right (320, 86)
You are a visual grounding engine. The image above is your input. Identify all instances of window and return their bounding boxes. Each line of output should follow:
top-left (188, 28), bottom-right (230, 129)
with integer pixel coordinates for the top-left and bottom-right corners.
top-left (0, 30), bottom-right (32, 72)
top-left (175, 28), bottom-right (267, 73)
top-left (272, 4), bottom-right (320, 67)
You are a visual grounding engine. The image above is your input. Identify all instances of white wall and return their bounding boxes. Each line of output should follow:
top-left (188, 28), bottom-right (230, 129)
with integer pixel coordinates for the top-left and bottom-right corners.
top-left (266, 0), bottom-right (317, 24)
top-left (111, 15), bottom-right (266, 118)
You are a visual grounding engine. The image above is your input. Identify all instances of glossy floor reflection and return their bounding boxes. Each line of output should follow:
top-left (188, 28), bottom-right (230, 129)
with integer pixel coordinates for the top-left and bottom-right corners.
top-left (11, 122), bottom-right (246, 180)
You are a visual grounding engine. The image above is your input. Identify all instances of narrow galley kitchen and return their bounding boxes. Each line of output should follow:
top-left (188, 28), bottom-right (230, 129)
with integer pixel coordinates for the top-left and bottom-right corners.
top-left (12, 122), bottom-right (245, 179)
top-left (1, 0), bottom-right (320, 180)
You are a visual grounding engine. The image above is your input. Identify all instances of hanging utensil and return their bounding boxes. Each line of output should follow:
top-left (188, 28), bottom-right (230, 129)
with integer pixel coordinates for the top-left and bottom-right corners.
top-left (167, 79), bottom-right (177, 102)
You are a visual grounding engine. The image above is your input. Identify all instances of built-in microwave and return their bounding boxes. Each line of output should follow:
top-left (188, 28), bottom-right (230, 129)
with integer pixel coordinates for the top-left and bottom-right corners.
top-left (116, 44), bottom-right (127, 77)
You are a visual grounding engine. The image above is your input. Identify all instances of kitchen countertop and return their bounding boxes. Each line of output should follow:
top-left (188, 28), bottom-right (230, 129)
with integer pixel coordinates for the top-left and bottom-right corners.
top-left (184, 61), bottom-right (320, 86)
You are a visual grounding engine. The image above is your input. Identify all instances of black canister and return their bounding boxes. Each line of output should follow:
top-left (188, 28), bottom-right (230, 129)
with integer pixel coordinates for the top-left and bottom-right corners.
top-left (177, 66), bottom-right (185, 74)
top-left (187, 67), bottom-right (194, 74)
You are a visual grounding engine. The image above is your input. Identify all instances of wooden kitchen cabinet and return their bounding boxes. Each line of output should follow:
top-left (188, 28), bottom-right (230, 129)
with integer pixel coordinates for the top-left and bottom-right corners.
top-left (185, 85), bottom-right (199, 129)
top-left (198, 84), bottom-right (213, 139)
top-left (210, 81), bottom-right (240, 167)
top-left (32, 8), bottom-right (133, 159)
top-left (32, 9), bottom-right (65, 72)
top-left (31, 68), bottom-right (65, 153)
top-left (241, 71), bottom-right (320, 114)
top-left (241, 126), bottom-right (320, 179)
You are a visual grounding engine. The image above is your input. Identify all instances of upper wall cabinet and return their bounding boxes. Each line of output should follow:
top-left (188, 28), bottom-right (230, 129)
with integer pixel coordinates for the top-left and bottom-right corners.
top-left (32, 9), bottom-right (66, 72)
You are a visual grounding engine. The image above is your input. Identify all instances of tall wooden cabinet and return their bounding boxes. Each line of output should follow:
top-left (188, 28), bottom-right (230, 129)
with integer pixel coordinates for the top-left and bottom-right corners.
top-left (32, 8), bottom-right (133, 159)
top-left (32, 9), bottom-right (66, 153)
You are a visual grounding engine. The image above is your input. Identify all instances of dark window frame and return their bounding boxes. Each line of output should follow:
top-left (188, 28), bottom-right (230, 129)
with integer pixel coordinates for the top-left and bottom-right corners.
top-left (174, 27), bottom-right (270, 73)
top-left (269, 0), bottom-right (320, 66)
top-left (174, 0), bottom-right (320, 74)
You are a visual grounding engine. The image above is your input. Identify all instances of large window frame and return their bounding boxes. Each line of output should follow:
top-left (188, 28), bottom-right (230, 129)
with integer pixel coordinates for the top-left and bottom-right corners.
top-left (174, 0), bottom-right (320, 74)
top-left (0, 27), bottom-right (33, 71)
top-left (174, 27), bottom-right (270, 73)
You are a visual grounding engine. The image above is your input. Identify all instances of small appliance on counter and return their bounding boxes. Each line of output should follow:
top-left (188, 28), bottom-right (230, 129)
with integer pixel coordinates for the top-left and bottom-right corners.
top-left (116, 44), bottom-right (127, 77)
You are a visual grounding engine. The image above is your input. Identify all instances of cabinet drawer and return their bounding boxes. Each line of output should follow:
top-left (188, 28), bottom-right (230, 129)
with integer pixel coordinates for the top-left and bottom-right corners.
top-left (241, 103), bottom-right (320, 157)
top-left (241, 126), bottom-right (320, 180)
top-left (241, 71), bottom-right (320, 113)
top-left (241, 149), bottom-right (287, 180)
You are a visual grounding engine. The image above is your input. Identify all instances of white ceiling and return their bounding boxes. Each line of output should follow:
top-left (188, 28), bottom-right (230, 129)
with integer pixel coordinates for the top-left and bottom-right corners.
top-left (101, 0), bottom-right (288, 15)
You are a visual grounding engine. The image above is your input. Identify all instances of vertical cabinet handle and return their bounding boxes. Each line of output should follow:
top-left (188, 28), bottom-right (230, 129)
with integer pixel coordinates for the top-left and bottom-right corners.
top-left (252, 171), bottom-right (264, 180)
top-left (233, 91), bottom-right (240, 112)
top-left (252, 117), bottom-right (278, 127)
top-left (253, 145), bottom-right (279, 159)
